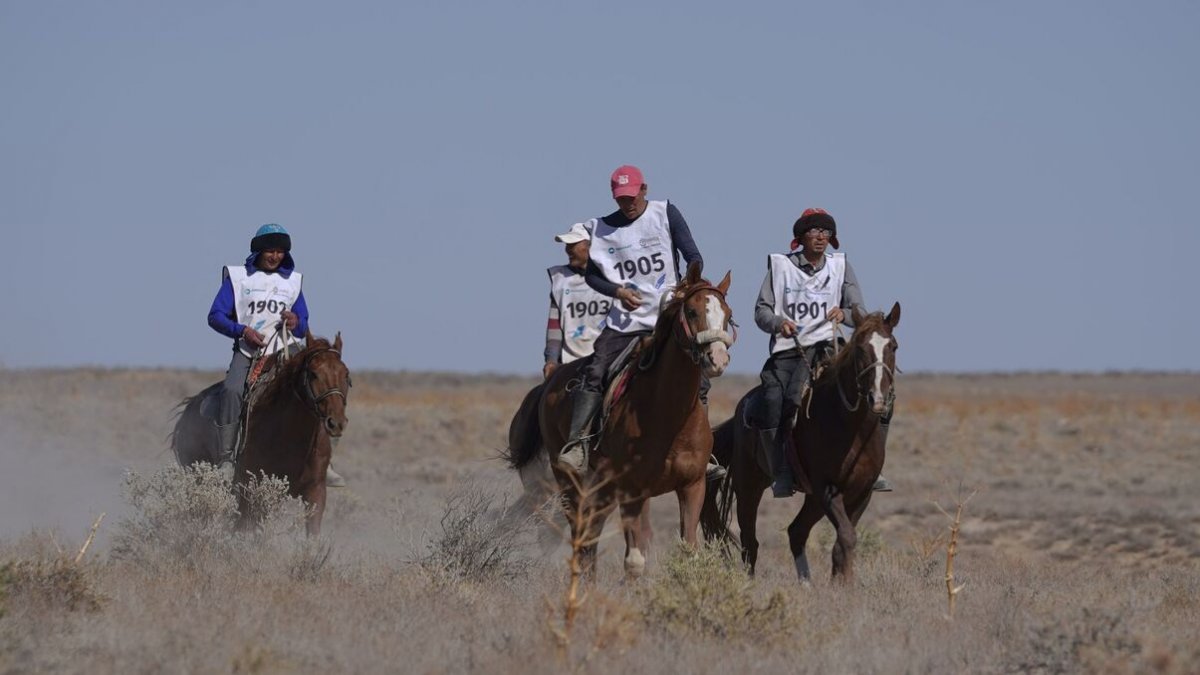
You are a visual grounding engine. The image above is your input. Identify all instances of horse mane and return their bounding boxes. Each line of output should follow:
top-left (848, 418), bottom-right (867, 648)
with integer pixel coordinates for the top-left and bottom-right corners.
top-left (648, 277), bottom-right (711, 359)
top-left (255, 338), bottom-right (334, 405)
top-left (821, 311), bottom-right (889, 377)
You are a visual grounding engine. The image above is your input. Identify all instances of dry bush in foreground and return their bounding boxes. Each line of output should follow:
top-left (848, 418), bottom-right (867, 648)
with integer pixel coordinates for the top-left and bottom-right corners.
top-left (641, 542), bottom-right (798, 642)
top-left (111, 464), bottom-right (308, 574)
top-left (416, 486), bottom-right (540, 585)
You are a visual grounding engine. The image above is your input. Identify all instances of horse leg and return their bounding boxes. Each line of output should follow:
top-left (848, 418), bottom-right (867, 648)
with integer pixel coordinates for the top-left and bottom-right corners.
top-left (304, 481), bottom-right (327, 538)
top-left (822, 487), bottom-right (858, 583)
top-left (737, 482), bottom-right (766, 574)
top-left (620, 498), bottom-right (649, 579)
top-left (676, 478), bottom-right (706, 548)
top-left (564, 482), bottom-right (615, 578)
top-left (638, 507), bottom-right (654, 558)
top-left (786, 495), bottom-right (824, 584)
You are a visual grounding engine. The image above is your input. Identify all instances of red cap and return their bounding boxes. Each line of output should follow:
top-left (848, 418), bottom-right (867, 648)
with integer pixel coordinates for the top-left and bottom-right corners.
top-left (610, 165), bottom-right (645, 198)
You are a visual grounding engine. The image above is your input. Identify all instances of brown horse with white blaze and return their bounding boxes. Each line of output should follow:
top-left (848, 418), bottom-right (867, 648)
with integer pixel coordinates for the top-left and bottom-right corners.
top-left (510, 263), bottom-right (736, 578)
top-left (705, 303), bottom-right (900, 583)
top-left (172, 331), bottom-right (351, 536)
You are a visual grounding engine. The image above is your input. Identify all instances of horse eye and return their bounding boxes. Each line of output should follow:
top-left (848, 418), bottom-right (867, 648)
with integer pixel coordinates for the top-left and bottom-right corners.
top-left (685, 309), bottom-right (697, 319)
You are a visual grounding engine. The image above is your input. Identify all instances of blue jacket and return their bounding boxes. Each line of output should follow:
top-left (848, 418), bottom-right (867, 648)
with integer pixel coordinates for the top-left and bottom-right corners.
top-left (207, 252), bottom-right (310, 340)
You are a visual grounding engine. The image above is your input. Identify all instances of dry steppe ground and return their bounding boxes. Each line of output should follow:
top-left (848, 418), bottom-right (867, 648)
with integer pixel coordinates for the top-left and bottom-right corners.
top-left (1, 368), bottom-right (1198, 673)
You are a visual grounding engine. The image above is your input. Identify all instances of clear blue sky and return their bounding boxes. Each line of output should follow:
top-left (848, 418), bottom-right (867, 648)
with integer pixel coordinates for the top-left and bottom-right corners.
top-left (2, 1), bottom-right (1196, 373)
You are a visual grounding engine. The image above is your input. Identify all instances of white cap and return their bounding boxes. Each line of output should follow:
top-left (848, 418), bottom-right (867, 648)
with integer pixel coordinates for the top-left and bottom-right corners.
top-left (554, 222), bottom-right (590, 244)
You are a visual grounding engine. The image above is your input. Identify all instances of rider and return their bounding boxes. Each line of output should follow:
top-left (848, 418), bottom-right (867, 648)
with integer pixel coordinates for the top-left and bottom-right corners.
top-left (558, 165), bottom-right (706, 473)
top-left (206, 224), bottom-right (345, 487)
top-left (752, 208), bottom-right (893, 497)
top-left (543, 223), bottom-right (610, 380)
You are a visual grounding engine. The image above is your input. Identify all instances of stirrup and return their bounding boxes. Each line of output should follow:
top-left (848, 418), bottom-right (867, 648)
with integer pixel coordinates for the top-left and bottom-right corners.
top-left (705, 460), bottom-right (727, 481)
top-left (558, 436), bottom-right (591, 472)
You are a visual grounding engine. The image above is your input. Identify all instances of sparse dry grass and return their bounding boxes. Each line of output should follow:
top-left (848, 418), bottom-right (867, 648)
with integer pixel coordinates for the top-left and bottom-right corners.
top-left (1, 370), bottom-right (1198, 673)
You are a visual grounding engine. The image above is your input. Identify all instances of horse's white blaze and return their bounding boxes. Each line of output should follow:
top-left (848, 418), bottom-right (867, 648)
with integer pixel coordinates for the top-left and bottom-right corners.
top-left (704, 295), bottom-right (725, 335)
top-left (868, 332), bottom-right (888, 406)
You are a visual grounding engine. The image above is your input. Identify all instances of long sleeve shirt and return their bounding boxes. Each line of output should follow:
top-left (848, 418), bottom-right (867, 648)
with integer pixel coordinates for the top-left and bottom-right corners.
top-left (753, 253), bottom-right (865, 334)
top-left (207, 254), bottom-right (310, 340)
top-left (584, 201), bottom-right (703, 297)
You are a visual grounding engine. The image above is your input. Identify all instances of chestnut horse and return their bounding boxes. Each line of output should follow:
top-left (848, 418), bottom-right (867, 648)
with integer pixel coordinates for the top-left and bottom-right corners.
top-left (171, 331), bottom-right (351, 536)
top-left (508, 264), bottom-right (736, 578)
top-left (704, 304), bottom-right (900, 582)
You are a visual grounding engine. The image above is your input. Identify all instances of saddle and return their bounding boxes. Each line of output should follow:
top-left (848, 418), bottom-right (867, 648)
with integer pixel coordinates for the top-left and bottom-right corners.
top-left (567, 334), bottom-right (657, 458)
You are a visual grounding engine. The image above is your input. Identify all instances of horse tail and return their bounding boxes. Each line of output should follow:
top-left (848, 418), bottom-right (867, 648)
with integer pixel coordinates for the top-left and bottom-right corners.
top-left (700, 416), bottom-right (738, 546)
top-left (170, 382), bottom-right (222, 467)
top-left (503, 383), bottom-right (546, 471)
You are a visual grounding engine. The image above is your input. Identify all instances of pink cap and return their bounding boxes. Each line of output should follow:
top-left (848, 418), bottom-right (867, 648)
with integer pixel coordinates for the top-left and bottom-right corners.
top-left (610, 165), bottom-right (645, 198)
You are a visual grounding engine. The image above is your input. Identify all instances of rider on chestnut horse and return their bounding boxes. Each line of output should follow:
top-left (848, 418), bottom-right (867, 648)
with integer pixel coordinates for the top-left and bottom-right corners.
top-left (558, 165), bottom-right (721, 478)
top-left (751, 208), bottom-right (894, 497)
top-left (542, 222), bottom-right (610, 380)
top-left (206, 224), bottom-right (345, 486)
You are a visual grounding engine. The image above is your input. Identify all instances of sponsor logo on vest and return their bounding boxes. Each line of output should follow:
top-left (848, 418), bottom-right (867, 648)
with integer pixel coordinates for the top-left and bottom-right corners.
top-left (639, 238), bottom-right (658, 248)
top-left (572, 326), bottom-right (586, 338)
top-left (655, 273), bottom-right (667, 289)
top-left (607, 244), bottom-right (633, 254)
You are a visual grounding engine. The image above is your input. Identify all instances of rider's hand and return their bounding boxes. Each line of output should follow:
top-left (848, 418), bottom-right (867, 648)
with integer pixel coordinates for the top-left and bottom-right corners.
top-left (282, 310), bottom-right (299, 331)
top-left (826, 307), bottom-right (845, 323)
top-left (778, 320), bottom-right (798, 338)
top-left (242, 326), bottom-right (266, 348)
top-left (616, 287), bottom-right (643, 310)
top-left (543, 362), bottom-right (557, 380)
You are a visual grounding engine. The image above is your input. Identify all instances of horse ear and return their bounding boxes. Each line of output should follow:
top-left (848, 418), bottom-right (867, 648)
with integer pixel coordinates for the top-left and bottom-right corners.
top-left (851, 305), bottom-right (866, 326)
top-left (305, 328), bottom-right (315, 347)
top-left (333, 331), bottom-right (343, 353)
top-left (685, 260), bottom-right (702, 286)
top-left (885, 302), bottom-right (901, 329)
top-left (716, 270), bottom-right (731, 295)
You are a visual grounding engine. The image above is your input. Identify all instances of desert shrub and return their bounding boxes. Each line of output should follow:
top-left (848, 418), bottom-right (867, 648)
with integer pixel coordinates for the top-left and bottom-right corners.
top-left (641, 542), bottom-right (798, 642)
top-left (288, 539), bottom-right (334, 582)
top-left (1012, 607), bottom-right (1140, 673)
top-left (4, 555), bottom-right (104, 613)
top-left (112, 464), bottom-right (306, 573)
top-left (416, 487), bottom-right (538, 585)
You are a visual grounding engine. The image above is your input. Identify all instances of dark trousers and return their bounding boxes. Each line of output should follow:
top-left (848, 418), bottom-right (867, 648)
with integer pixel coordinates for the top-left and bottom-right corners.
top-left (581, 328), bottom-right (648, 393)
top-left (754, 352), bottom-right (808, 429)
top-left (581, 326), bottom-right (711, 404)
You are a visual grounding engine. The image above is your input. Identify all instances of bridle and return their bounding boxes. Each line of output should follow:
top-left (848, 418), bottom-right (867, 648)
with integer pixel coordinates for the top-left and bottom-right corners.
top-left (295, 347), bottom-right (351, 436)
top-left (830, 324), bottom-right (896, 414)
top-left (674, 283), bottom-right (738, 365)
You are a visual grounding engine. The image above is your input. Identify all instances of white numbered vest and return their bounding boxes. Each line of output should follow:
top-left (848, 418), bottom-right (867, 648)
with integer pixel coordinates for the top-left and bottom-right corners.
top-left (586, 200), bottom-right (678, 333)
top-left (548, 265), bottom-right (609, 363)
top-left (768, 252), bottom-right (845, 354)
top-left (223, 265), bottom-right (303, 357)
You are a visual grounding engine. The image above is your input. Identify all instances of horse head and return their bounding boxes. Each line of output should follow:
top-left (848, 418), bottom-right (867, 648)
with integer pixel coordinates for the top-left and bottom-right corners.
top-left (667, 262), bottom-right (736, 378)
top-left (847, 303), bottom-right (901, 415)
top-left (300, 329), bottom-right (352, 437)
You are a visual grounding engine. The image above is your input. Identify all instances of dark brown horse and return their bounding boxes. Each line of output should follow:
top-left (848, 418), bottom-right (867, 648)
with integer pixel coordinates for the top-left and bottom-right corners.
top-left (172, 331), bottom-right (351, 536)
top-left (704, 304), bottom-right (900, 582)
top-left (508, 263), bottom-right (735, 578)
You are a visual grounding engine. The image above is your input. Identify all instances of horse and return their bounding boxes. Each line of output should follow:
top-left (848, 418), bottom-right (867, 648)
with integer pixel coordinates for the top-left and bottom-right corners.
top-left (171, 331), bottom-right (351, 536)
top-left (703, 303), bottom-right (900, 583)
top-left (507, 262), bottom-right (736, 579)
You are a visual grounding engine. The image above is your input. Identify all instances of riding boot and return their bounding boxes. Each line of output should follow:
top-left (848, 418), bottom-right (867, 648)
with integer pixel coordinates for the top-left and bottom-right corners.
top-left (326, 437), bottom-right (347, 487)
top-left (215, 423), bottom-right (239, 482)
top-left (559, 390), bottom-right (602, 472)
top-left (758, 427), bottom-right (796, 498)
top-left (872, 421), bottom-right (895, 492)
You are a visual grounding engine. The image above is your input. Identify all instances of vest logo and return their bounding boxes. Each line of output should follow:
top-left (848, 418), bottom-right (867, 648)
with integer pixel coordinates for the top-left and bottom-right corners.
top-left (571, 326), bottom-right (586, 338)
top-left (639, 238), bottom-right (658, 248)
top-left (607, 244), bottom-right (633, 255)
top-left (655, 273), bottom-right (667, 289)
